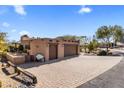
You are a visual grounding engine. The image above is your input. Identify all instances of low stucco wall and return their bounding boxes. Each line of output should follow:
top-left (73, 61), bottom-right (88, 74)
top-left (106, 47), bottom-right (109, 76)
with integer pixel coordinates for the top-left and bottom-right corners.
top-left (6, 53), bottom-right (25, 64)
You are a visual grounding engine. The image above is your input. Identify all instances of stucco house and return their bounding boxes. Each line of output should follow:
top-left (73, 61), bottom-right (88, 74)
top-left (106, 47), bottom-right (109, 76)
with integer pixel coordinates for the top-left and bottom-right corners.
top-left (21, 35), bottom-right (80, 62)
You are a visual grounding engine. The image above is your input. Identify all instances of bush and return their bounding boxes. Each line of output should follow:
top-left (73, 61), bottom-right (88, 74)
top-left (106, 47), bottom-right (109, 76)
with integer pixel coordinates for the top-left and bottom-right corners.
top-left (9, 46), bottom-right (16, 52)
top-left (80, 46), bottom-right (83, 52)
top-left (0, 81), bottom-right (2, 87)
top-left (23, 49), bottom-right (27, 53)
top-left (108, 52), bottom-right (112, 56)
top-left (87, 40), bottom-right (99, 53)
top-left (0, 51), bottom-right (7, 59)
top-left (18, 45), bottom-right (24, 52)
top-left (87, 42), bottom-right (94, 52)
top-left (97, 50), bottom-right (107, 56)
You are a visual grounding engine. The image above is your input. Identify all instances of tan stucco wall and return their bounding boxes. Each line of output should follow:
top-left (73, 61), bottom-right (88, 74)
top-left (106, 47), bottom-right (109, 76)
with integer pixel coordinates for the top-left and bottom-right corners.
top-left (21, 38), bottom-right (80, 61)
top-left (29, 40), bottom-right (49, 61)
top-left (21, 36), bottom-right (30, 46)
top-left (21, 40), bottom-right (30, 45)
top-left (58, 43), bottom-right (64, 59)
top-left (77, 45), bottom-right (80, 55)
top-left (6, 53), bottom-right (25, 64)
top-left (45, 44), bottom-right (49, 61)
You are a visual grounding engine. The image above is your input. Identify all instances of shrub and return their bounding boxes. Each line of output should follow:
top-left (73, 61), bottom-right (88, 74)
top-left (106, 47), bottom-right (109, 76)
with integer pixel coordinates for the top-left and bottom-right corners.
top-left (18, 44), bottom-right (24, 52)
top-left (87, 42), bottom-right (94, 52)
top-left (108, 52), bottom-right (112, 56)
top-left (9, 46), bottom-right (16, 52)
top-left (80, 46), bottom-right (83, 52)
top-left (0, 51), bottom-right (7, 59)
top-left (23, 49), bottom-right (27, 53)
top-left (87, 40), bottom-right (99, 53)
top-left (0, 81), bottom-right (2, 87)
top-left (97, 50), bottom-right (107, 56)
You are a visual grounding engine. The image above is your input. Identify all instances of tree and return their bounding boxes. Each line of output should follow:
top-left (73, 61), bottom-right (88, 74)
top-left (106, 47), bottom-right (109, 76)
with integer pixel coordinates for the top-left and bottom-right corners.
top-left (56, 35), bottom-right (89, 52)
top-left (87, 41), bottom-right (94, 52)
top-left (56, 35), bottom-right (77, 40)
top-left (0, 32), bottom-right (8, 52)
top-left (75, 36), bottom-right (88, 52)
top-left (110, 25), bottom-right (124, 46)
top-left (80, 36), bottom-right (89, 53)
top-left (11, 40), bottom-right (19, 52)
top-left (87, 37), bottom-right (99, 53)
top-left (92, 38), bottom-right (99, 50)
top-left (96, 26), bottom-right (112, 52)
top-left (18, 44), bottom-right (24, 52)
top-left (76, 36), bottom-right (87, 44)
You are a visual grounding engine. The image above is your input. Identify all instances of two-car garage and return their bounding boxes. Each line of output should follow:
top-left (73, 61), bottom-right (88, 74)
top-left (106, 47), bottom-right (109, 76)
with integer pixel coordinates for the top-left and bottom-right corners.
top-left (49, 43), bottom-right (79, 60)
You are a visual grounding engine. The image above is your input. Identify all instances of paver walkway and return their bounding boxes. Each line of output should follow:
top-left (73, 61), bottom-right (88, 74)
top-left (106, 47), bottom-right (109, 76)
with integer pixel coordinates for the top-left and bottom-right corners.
top-left (19, 55), bottom-right (122, 88)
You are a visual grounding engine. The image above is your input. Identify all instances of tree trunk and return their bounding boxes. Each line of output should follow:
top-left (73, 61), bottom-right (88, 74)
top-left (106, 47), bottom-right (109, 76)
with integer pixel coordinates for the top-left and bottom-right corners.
top-left (84, 48), bottom-right (86, 53)
top-left (106, 46), bottom-right (109, 52)
top-left (106, 43), bottom-right (109, 53)
top-left (115, 40), bottom-right (117, 47)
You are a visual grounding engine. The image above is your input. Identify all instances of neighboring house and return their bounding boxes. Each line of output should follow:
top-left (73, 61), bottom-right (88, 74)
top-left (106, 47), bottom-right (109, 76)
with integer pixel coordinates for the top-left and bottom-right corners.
top-left (21, 35), bottom-right (80, 62)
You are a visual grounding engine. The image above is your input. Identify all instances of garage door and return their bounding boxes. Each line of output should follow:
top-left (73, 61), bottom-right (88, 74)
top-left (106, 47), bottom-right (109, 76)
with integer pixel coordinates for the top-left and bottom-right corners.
top-left (49, 44), bottom-right (58, 60)
top-left (64, 44), bottom-right (78, 57)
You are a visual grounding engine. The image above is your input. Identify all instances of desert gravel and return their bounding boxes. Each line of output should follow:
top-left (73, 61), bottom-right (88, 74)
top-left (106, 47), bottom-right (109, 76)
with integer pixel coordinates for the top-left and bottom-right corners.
top-left (0, 63), bottom-right (21, 88)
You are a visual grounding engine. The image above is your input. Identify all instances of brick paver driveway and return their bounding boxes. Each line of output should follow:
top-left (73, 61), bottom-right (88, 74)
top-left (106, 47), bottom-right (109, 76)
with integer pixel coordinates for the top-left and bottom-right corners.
top-left (19, 54), bottom-right (122, 88)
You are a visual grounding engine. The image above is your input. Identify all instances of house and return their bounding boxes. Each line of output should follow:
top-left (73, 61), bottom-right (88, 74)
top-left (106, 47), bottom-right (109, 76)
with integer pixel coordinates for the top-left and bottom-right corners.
top-left (21, 35), bottom-right (80, 62)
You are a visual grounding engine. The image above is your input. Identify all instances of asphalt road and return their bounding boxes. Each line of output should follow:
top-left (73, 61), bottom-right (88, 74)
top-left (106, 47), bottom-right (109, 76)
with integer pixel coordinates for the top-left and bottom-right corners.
top-left (77, 57), bottom-right (124, 88)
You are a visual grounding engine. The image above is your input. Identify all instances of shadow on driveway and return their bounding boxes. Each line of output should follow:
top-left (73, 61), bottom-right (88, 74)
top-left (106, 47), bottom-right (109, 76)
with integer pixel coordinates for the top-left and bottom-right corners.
top-left (18, 55), bottom-right (79, 69)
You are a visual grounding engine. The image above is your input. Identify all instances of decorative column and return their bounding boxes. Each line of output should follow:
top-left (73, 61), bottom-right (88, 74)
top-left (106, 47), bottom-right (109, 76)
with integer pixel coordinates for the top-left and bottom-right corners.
top-left (45, 43), bottom-right (49, 61)
top-left (58, 43), bottom-right (64, 59)
top-left (77, 45), bottom-right (80, 55)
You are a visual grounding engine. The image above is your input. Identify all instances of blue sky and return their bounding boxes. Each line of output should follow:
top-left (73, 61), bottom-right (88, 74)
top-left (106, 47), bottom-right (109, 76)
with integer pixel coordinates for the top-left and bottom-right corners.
top-left (0, 5), bottom-right (124, 41)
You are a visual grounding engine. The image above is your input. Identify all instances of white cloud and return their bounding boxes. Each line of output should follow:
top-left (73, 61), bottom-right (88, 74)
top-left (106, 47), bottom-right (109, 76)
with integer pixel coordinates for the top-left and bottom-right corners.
top-left (19, 30), bottom-right (30, 36)
top-left (78, 6), bottom-right (92, 14)
top-left (2, 22), bottom-right (10, 27)
top-left (13, 5), bottom-right (26, 16)
top-left (11, 29), bottom-right (17, 32)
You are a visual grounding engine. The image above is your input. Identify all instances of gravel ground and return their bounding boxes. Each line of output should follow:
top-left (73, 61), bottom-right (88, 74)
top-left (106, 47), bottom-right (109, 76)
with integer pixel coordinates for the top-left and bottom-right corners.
top-left (0, 63), bottom-right (36, 88)
top-left (19, 55), bottom-right (122, 88)
top-left (0, 63), bottom-right (21, 88)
